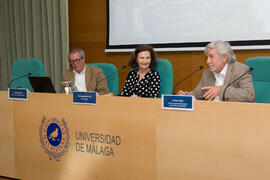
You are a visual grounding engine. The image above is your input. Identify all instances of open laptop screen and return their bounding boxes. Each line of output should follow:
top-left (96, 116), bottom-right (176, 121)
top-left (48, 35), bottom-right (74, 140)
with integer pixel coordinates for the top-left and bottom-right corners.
top-left (28, 77), bottom-right (56, 93)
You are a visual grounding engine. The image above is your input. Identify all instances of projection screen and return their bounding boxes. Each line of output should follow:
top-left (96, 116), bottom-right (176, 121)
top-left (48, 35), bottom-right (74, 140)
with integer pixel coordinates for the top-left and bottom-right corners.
top-left (106, 0), bottom-right (270, 52)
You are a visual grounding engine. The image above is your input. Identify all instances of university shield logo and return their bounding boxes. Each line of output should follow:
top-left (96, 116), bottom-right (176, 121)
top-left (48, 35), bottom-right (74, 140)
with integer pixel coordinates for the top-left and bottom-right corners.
top-left (39, 116), bottom-right (70, 161)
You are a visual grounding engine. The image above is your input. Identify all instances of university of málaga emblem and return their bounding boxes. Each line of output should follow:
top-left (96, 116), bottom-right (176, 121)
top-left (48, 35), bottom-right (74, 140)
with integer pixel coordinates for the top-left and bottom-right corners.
top-left (39, 116), bottom-right (70, 161)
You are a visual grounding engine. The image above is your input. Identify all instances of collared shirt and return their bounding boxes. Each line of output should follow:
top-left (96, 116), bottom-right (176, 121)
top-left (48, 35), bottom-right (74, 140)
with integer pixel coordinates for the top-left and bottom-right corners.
top-left (73, 66), bottom-right (86, 91)
top-left (213, 64), bottom-right (228, 101)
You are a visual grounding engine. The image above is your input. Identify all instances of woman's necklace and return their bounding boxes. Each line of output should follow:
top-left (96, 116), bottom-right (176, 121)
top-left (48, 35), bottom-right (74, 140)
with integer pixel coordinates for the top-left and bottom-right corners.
top-left (137, 68), bottom-right (150, 81)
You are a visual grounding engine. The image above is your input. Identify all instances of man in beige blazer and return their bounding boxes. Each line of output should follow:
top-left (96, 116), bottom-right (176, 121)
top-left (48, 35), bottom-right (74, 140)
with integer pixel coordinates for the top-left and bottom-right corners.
top-left (177, 40), bottom-right (255, 102)
top-left (62, 48), bottom-right (110, 95)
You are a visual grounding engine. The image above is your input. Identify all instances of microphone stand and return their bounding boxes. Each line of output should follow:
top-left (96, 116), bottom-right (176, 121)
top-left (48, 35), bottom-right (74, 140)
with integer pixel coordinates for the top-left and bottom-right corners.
top-left (222, 67), bottom-right (253, 101)
top-left (97, 65), bottom-right (127, 84)
top-left (8, 73), bottom-right (32, 88)
top-left (173, 66), bottom-right (203, 94)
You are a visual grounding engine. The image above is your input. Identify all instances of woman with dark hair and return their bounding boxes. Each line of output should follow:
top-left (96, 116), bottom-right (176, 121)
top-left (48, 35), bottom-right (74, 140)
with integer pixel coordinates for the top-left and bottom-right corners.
top-left (120, 45), bottom-right (160, 98)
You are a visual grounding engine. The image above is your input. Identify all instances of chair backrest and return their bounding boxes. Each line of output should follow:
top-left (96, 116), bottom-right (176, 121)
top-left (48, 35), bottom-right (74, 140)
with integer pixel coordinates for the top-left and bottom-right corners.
top-left (245, 57), bottom-right (270, 103)
top-left (88, 63), bottom-right (119, 95)
top-left (155, 58), bottom-right (173, 98)
top-left (10, 58), bottom-right (45, 92)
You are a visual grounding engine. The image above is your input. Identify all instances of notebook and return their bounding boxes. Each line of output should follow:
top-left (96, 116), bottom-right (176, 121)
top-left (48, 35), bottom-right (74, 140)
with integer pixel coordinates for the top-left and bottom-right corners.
top-left (28, 77), bottom-right (56, 93)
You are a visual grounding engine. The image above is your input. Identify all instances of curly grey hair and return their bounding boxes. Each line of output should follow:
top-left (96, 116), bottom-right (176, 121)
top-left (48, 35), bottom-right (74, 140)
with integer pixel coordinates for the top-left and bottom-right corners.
top-left (204, 40), bottom-right (236, 63)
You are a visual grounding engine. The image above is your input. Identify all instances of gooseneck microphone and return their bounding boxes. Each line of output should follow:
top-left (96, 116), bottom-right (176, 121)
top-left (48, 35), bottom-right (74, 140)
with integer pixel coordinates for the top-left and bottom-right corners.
top-left (222, 67), bottom-right (253, 101)
top-left (173, 66), bottom-right (203, 94)
top-left (8, 72), bottom-right (32, 88)
top-left (97, 65), bottom-right (127, 84)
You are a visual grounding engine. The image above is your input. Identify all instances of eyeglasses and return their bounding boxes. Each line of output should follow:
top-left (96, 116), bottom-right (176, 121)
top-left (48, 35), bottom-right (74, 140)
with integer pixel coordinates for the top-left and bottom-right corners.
top-left (69, 57), bottom-right (83, 64)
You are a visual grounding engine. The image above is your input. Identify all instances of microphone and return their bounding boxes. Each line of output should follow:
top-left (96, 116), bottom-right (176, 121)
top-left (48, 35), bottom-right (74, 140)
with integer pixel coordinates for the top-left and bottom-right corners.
top-left (8, 72), bottom-right (32, 88)
top-left (97, 65), bottom-right (127, 84)
top-left (222, 67), bottom-right (253, 101)
top-left (173, 66), bottom-right (203, 94)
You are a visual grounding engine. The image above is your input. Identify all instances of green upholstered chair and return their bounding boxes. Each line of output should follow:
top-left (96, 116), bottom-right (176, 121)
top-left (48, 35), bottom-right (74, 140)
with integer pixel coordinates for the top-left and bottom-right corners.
top-left (88, 63), bottom-right (119, 95)
top-left (245, 57), bottom-right (270, 103)
top-left (155, 58), bottom-right (173, 98)
top-left (10, 58), bottom-right (45, 92)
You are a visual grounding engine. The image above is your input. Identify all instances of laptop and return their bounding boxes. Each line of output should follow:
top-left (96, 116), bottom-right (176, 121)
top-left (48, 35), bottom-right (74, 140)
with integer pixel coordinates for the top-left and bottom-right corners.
top-left (28, 77), bottom-right (56, 93)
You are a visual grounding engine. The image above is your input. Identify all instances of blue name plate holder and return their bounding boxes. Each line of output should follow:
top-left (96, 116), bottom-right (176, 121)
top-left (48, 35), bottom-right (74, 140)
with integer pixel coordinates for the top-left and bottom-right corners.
top-left (162, 95), bottom-right (194, 111)
top-left (73, 91), bottom-right (97, 105)
top-left (8, 88), bottom-right (28, 100)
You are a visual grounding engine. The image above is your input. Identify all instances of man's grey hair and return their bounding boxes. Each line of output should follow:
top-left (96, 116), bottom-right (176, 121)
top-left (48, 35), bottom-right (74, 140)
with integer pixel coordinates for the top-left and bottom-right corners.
top-left (69, 48), bottom-right (85, 59)
top-left (204, 40), bottom-right (236, 63)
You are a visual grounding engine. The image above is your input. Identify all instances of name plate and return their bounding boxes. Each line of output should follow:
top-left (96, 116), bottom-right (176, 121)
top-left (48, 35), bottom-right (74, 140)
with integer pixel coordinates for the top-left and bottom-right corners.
top-left (8, 88), bottom-right (28, 100)
top-left (73, 91), bottom-right (97, 105)
top-left (162, 95), bottom-right (194, 111)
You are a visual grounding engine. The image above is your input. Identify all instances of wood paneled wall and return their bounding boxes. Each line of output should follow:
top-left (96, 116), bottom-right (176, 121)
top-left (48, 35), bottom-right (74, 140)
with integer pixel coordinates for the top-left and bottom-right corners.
top-left (69, 0), bottom-right (270, 94)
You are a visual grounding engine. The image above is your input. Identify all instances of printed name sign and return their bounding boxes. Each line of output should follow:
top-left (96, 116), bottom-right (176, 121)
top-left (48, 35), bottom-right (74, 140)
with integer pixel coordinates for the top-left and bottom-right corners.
top-left (8, 88), bottom-right (28, 100)
top-left (162, 95), bottom-right (194, 111)
top-left (73, 91), bottom-right (97, 105)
